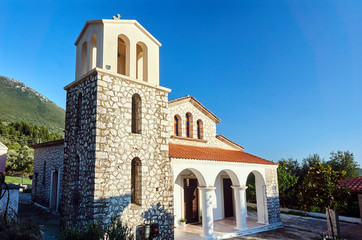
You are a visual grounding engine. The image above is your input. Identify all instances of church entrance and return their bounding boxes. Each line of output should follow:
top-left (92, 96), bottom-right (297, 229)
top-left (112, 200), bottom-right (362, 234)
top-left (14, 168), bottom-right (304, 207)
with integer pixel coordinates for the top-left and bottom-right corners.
top-left (183, 178), bottom-right (199, 223)
top-left (223, 178), bottom-right (234, 218)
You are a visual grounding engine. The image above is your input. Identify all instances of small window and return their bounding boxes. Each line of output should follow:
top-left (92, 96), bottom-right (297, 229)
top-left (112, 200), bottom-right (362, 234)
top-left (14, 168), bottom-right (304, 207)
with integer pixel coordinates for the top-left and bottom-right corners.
top-left (197, 120), bottom-right (203, 139)
top-left (185, 113), bottom-right (193, 138)
top-left (131, 158), bottom-right (142, 205)
top-left (174, 115), bottom-right (181, 136)
top-left (132, 94), bottom-right (142, 134)
top-left (42, 161), bottom-right (46, 184)
top-left (74, 155), bottom-right (80, 186)
top-left (76, 93), bottom-right (82, 129)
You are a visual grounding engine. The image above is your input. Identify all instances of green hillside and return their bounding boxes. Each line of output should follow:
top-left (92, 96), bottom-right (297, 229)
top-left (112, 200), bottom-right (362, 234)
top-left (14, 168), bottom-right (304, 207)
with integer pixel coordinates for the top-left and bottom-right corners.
top-left (0, 75), bottom-right (65, 135)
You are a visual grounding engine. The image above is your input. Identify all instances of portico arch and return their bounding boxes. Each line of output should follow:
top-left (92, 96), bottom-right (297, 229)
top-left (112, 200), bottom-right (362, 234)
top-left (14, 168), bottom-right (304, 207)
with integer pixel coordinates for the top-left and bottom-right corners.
top-left (213, 169), bottom-right (240, 219)
top-left (174, 168), bottom-right (206, 225)
top-left (245, 170), bottom-right (268, 224)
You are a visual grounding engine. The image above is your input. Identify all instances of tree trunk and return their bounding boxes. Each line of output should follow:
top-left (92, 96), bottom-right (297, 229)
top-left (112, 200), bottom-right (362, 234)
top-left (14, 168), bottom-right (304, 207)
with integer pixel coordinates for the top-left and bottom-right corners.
top-left (326, 207), bottom-right (340, 237)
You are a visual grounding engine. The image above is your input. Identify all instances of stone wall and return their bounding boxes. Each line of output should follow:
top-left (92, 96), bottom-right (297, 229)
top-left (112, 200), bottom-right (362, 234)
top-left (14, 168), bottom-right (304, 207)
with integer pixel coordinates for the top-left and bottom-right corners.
top-left (32, 143), bottom-right (64, 209)
top-left (265, 168), bottom-right (281, 224)
top-left (93, 72), bottom-right (173, 238)
top-left (62, 73), bottom-right (98, 225)
top-left (168, 101), bottom-right (236, 150)
top-left (63, 71), bottom-right (174, 238)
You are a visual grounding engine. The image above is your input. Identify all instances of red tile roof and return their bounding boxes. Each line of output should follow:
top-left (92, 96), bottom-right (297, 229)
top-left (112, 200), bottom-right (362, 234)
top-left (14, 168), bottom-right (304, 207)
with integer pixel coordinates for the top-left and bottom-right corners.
top-left (169, 143), bottom-right (277, 165)
top-left (339, 176), bottom-right (362, 193)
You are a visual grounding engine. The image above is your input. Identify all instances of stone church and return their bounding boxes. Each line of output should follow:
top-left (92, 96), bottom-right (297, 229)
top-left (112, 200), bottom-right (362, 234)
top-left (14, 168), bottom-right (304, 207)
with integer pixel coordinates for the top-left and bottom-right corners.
top-left (31, 17), bottom-right (282, 239)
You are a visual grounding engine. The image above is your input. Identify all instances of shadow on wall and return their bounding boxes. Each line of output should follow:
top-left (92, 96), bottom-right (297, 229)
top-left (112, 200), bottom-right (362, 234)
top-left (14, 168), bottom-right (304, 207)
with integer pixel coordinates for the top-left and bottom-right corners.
top-left (89, 195), bottom-right (174, 239)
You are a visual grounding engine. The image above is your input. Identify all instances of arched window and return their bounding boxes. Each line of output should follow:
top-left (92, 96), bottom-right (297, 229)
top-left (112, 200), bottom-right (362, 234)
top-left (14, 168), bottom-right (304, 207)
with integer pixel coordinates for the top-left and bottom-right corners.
top-left (117, 35), bottom-right (129, 76)
top-left (197, 119), bottom-right (203, 139)
top-left (132, 94), bottom-right (142, 134)
top-left (136, 42), bottom-right (148, 82)
top-left (174, 115), bottom-right (181, 136)
top-left (81, 41), bottom-right (88, 75)
top-left (76, 93), bottom-right (82, 129)
top-left (185, 113), bottom-right (193, 138)
top-left (90, 34), bottom-right (97, 69)
top-left (131, 157), bottom-right (141, 205)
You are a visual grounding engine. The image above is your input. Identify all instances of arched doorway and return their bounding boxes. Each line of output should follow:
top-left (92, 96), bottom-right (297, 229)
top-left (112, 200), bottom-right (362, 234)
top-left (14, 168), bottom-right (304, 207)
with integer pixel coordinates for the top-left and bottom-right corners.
top-left (174, 168), bottom-right (206, 224)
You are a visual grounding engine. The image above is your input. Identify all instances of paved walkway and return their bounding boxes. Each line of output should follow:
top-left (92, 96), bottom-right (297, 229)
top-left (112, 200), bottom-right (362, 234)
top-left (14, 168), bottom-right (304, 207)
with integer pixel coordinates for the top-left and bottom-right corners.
top-left (232, 212), bottom-right (361, 240)
top-left (18, 193), bottom-right (61, 239)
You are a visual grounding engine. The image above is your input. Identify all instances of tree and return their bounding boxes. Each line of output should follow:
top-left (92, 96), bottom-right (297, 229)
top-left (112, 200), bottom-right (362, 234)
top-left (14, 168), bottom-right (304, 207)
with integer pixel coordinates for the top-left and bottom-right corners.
top-left (300, 162), bottom-right (350, 238)
top-left (277, 159), bottom-right (299, 208)
top-left (327, 151), bottom-right (359, 179)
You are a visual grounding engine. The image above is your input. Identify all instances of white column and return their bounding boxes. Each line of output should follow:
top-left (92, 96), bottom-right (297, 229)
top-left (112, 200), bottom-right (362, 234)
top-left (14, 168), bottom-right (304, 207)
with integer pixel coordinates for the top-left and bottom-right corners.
top-left (129, 41), bottom-right (136, 79)
top-left (232, 185), bottom-right (248, 231)
top-left (245, 190), bottom-right (248, 217)
top-left (198, 186), bottom-right (216, 239)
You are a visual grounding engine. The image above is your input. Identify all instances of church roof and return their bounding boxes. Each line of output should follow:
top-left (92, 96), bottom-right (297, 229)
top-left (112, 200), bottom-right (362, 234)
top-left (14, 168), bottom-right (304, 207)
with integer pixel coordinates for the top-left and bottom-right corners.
top-left (169, 96), bottom-right (221, 123)
top-left (31, 139), bottom-right (64, 149)
top-left (75, 19), bottom-right (161, 46)
top-left (169, 143), bottom-right (277, 165)
top-left (339, 176), bottom-right (362, 193)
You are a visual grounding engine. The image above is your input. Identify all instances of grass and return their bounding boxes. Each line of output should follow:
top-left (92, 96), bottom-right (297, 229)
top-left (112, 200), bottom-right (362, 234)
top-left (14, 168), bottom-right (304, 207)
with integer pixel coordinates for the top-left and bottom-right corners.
top-left (5, 175), bottom-right (32, 185)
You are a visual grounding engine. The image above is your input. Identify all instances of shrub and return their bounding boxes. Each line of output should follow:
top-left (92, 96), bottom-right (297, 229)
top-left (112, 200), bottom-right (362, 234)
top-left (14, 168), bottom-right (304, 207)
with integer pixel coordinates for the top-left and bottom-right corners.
top-left (60, 217), bottom-right (134, 240)
top-left (0, 217), bottom-right (41, 240)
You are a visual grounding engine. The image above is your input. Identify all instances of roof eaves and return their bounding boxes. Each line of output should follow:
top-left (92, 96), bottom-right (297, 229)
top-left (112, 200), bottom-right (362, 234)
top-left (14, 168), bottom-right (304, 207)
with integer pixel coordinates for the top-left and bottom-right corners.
top-left (169, 96), bottom-right (221, 123)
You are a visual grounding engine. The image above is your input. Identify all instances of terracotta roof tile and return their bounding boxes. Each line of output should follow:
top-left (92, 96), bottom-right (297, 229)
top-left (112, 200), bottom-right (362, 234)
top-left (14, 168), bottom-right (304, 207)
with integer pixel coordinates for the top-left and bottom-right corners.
top-left (169, 143), bottom-right (277, 165)
top-left (339, 176), bottom-right (362, 193)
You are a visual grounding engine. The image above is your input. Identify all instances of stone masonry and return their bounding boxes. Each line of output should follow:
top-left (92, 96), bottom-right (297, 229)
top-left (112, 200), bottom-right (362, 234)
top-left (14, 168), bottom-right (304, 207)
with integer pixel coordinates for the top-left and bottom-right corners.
top-left (32, 141), bottom-right (64, 208)
top-left (265, 168), bottom-right (281, 224)
top-left (62, 70), bottom-right (174, 238)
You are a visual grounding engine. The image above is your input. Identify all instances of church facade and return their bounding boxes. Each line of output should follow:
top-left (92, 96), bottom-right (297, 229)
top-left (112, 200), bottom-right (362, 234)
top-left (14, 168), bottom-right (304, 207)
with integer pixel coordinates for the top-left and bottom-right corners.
top-left (31, 17), bottom-right (282, 239)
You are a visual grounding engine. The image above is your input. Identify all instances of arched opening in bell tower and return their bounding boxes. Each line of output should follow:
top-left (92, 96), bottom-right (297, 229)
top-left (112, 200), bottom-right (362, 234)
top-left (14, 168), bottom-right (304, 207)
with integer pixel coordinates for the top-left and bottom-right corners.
top-left (90, 34), bottom-right (97, 70)
top-left (136, 42), bottom-right (148, 82)
top-left (81, 41), bottom-right (88, 75)
top-left (117, 35), bottom-right (129, 76)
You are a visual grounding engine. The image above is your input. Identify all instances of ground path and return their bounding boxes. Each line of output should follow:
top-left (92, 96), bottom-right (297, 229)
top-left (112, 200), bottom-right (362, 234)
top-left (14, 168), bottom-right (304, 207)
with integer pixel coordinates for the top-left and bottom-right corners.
top-left (17, 193), bottom-right (361, 239)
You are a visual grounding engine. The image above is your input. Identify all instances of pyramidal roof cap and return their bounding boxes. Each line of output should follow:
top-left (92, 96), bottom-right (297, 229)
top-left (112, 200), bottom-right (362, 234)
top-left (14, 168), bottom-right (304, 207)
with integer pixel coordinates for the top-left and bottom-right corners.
top-left (75, 19), bottom-right (162, 47)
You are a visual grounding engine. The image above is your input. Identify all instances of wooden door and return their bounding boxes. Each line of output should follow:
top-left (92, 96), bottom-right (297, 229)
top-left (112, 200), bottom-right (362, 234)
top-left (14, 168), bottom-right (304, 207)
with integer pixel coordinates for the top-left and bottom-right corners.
top-left (223, 178), bottom-right (234, 218)
top-left (184, 178), bottom-right (199, 223)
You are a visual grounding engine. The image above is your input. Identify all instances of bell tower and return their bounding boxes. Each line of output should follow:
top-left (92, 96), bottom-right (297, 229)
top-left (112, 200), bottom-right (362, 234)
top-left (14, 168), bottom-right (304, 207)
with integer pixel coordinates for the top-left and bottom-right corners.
top-left (62, 17), bottom-right (174, 239)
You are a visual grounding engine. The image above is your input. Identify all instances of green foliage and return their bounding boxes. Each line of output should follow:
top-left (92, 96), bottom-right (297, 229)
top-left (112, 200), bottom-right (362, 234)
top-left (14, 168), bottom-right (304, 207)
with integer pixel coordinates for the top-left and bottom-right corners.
top-left (246, 173), bottom-right (256, 203)
top-left (277, 159), bottom-right (299, 208)
top-left (299, 162), bottom-right (350, 212)
top-left (0, 119), bottom-right (63, 148)
top-left (0, 76), bottom-right (65, 135)
top-left (5, 146), bottom-right (34, 174)
top-left (301, 154), bottom-right (323, 180)
top-left (5, 175), bottom-right (32, 185)
top-left (60, 217), bottom-right (134, 240)
top-left (0, 118), bottom-right (63, 175)
top-left (327, 151), bottom-right (360, 179)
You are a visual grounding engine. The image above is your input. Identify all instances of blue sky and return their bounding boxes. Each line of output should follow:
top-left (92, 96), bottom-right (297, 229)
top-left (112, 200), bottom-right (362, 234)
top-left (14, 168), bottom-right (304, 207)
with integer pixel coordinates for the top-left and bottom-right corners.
top-left (1, 0), bottom-right (361, 167)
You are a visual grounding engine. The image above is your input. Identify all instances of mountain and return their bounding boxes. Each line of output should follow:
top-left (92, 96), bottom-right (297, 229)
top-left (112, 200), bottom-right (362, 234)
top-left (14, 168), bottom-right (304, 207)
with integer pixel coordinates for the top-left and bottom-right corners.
top-left (0, 75), bottom-right (65, 135)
